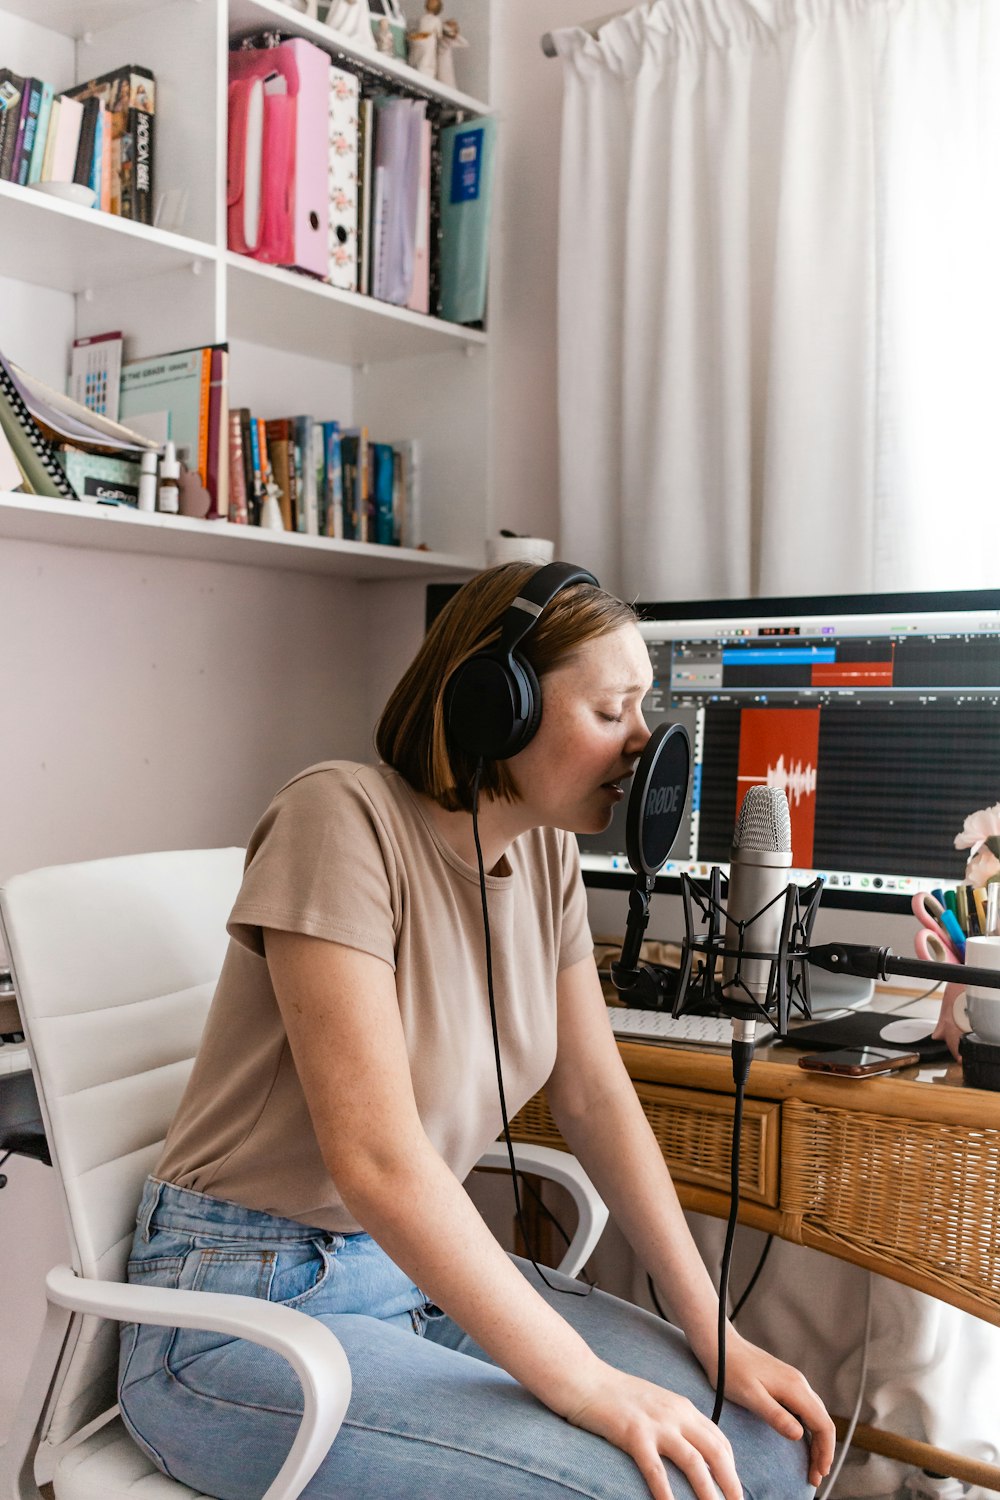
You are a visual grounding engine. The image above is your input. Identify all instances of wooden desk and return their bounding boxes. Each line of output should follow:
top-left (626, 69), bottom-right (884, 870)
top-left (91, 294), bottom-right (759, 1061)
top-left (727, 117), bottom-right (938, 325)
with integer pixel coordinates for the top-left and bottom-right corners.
top-left (510, 1028), bottom-right (1000, 1491)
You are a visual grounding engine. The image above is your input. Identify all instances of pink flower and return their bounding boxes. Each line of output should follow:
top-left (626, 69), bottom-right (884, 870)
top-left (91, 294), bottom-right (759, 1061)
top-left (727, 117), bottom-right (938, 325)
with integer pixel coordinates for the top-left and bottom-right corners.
top-left (965, 845), bottom-right (1000, 887)
top-left (953, 802), bottom-right (1000, 851)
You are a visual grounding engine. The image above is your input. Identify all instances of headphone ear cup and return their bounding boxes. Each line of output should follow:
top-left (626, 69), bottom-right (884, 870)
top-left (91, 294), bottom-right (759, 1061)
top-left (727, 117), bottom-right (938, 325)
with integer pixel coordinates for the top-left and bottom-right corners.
top-left (446, 654), bottom-right (520, 760)
top-left (506, 653), bottom-right (542, 757)
top-left (445, 652), bottom-right (543, 761)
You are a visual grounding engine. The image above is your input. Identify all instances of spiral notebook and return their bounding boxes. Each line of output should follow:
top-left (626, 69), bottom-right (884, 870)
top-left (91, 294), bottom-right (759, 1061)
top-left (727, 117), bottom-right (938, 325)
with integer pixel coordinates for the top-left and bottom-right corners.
top-left (0, 353), bottom-right (78, 500)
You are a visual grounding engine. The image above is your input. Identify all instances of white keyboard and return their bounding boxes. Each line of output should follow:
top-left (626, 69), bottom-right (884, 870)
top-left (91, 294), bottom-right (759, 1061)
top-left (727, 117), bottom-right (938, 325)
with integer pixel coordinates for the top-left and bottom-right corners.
top-left (607, 1007), bottom-right (775, 1049)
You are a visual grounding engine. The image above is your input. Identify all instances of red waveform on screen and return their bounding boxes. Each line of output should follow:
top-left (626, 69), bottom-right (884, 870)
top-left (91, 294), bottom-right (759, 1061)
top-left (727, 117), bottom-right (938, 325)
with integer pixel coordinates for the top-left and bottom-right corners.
top-left (736, 708), bottom-right (820, 867)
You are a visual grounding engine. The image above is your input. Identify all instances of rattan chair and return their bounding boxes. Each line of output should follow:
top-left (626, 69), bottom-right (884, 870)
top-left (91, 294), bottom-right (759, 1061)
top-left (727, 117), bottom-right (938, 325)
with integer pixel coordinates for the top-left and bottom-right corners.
top-left (0, 847), bottom-right (608, 1500)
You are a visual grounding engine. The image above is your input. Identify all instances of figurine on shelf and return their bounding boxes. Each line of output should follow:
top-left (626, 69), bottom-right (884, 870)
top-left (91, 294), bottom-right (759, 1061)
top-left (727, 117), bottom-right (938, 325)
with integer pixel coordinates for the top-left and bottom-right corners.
top-left (407, 0), bottom-right (443, 77)
top-left (435, 15), bottom-right (468, 89)
top-left (375, 15), bottom-right (396, 53)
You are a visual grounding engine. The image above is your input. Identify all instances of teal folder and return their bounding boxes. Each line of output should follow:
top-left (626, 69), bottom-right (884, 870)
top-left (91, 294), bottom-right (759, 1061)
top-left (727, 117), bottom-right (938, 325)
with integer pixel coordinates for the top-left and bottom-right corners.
top-left (438, 116), bottom-right (497, 326)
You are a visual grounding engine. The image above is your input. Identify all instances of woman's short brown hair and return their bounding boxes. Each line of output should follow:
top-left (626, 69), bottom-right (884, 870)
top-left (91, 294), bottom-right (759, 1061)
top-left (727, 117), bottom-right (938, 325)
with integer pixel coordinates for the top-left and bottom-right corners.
top-left (374, 562), bottom-right (638, 812)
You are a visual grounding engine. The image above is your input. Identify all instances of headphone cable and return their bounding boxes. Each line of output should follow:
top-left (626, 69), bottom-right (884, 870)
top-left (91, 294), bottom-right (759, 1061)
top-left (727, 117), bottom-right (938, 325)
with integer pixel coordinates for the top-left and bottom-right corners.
top-left (471, 758), bottom-right (591, 1297)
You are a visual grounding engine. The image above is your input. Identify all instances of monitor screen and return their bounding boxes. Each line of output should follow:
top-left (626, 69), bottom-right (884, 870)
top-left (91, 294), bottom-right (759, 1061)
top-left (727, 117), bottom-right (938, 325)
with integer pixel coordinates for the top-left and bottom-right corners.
top-left (578, 588), bottom-right (1000, 914)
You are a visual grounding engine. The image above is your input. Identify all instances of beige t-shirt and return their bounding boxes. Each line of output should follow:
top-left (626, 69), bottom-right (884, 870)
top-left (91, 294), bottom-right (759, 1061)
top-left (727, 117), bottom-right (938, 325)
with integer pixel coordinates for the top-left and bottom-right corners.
top-left (156, 761), bottom-right (593, 1231)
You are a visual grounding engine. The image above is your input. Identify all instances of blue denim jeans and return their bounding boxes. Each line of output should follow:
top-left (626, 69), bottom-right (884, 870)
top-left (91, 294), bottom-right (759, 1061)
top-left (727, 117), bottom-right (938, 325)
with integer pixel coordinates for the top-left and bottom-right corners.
top-left (119, 1177), bottom-right (812, 1499)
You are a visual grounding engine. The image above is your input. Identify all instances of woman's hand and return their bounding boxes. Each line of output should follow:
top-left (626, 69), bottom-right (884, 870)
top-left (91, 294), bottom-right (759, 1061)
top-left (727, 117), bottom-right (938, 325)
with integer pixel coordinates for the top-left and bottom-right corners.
top-left (933, 979), bottom-right (967, 1061)
top-left (700, 1329), bottom-right (836, 1490)
top-left (565, 1363), bottom-right (743, 1500)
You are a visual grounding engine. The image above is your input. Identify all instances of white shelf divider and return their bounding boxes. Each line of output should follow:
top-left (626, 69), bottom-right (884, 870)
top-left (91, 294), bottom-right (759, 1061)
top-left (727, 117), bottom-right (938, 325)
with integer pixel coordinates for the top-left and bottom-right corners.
top-left (0, 493), bottom-right (479, 581)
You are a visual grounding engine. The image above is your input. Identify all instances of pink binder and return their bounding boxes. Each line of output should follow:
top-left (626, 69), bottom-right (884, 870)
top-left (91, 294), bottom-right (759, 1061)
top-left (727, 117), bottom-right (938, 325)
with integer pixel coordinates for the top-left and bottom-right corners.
top-left (228, 39), bottom-right (331, 279)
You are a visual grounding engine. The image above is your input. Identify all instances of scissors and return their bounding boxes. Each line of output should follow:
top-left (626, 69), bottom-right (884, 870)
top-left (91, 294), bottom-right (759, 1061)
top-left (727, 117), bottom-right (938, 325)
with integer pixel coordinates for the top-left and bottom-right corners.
top-left (911, 891), bottom-right (963, 964)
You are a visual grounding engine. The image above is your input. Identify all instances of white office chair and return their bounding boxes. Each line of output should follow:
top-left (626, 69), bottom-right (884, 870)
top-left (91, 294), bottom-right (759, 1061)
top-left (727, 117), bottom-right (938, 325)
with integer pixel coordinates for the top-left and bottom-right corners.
top-left (0, 848), bottom-right (608, 1500)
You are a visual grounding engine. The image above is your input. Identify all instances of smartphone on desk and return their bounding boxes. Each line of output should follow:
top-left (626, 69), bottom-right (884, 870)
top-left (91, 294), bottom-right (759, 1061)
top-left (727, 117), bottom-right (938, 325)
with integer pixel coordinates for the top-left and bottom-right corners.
top-left (798, 1046), bottom-right (921, 1077)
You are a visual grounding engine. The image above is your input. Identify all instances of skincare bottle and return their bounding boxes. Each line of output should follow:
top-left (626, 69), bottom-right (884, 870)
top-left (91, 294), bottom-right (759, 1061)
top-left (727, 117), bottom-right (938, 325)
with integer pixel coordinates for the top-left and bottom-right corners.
top-left (158, 441), bottom-right (180, 514)
top-left (138, 450), bottom-right (158, 513)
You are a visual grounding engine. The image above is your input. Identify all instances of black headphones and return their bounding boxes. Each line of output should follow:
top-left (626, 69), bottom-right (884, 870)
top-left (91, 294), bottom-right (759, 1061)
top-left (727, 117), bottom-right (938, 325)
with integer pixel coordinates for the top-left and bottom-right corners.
top-left (444, 561), bottom-right (600, 761)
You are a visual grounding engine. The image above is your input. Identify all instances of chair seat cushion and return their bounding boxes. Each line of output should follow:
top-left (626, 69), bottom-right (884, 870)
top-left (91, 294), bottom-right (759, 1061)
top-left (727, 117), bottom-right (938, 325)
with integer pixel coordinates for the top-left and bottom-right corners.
top-left (54, 1415), bottom-right (212, 1499)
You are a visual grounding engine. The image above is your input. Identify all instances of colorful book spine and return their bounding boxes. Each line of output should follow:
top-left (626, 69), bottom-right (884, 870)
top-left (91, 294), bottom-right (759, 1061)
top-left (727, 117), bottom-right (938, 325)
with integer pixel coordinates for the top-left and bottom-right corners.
top-left (322, 420), bottom-right (343, 539)
top-left (327, 66), bottom-right (360, 292)
top-left (228, 411), bottom-right (249, 524)
top-left (27, 81), bottom-right (54, 185)
top-left (12, 79), bottom-right (42, 186)
top-left (0, 71), bottom-right (25, 181)
top-left (293, 415), bottom-right (318, 535)
top-left (65, 65), bottom-right (155, 220)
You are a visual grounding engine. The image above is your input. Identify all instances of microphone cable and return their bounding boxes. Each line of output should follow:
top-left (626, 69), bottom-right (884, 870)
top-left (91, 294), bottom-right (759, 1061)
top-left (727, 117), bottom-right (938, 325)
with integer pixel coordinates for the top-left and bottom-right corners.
top-left (712, 1046), bottom-right (751, 1424)
top-left (470, 758), bottom-right (591, 1297)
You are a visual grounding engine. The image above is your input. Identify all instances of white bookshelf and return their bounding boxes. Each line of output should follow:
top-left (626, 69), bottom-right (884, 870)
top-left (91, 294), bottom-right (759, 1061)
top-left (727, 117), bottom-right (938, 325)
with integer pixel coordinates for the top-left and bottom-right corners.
top-left (0, 492), bottom-right (477, 579)
top-left (0, 0), bottom-right (495, 571)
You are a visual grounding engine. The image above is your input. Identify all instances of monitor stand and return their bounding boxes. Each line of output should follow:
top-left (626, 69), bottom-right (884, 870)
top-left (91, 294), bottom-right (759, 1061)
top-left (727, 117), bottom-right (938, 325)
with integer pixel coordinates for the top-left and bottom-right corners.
top-left (805, 965), bottom-right (874, 1013)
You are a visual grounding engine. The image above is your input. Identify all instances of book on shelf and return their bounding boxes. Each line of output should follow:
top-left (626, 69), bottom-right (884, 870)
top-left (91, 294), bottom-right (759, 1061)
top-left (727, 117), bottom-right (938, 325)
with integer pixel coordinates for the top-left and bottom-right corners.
top-left (47, 93), bottom-right (84, 186)
top-left (73, 96), bottom-right (100, 189)
top-left (70, 331), bottom-right (123, 420)
top-left (66, 64), bottom-right (155, 221)
top-left (11, 77), bottom-right (42, 186)
top-left (264, 418), bottom-right (295, 531)
top-left (0, 69), bottom-right (23, 180)
top-left (56, 449), bottom-right (142, 507)
top-left (357, 97), bottom-right (375, 296)
top-left (321, 421), bottom-right (343, 540)
top-left (227, 411), bottom-right (250, 525)
top-left (439, 116), bottom-right (498, 326)
top-left (293, 414), bottom-right (320, 536)
top-left (13, 360), bottom-right (155, 455)
top-left (0, 351), bottom-right (78, 500)
top-left (27, 80), bottom-right (54, 185)
top-left (327, 66), bottom-right (360, 292)
top-left (371, 96), bottom-right (426, 307)
top-left (119, 344), bottom-right (223, 492)
top-left (205, 347), bottom-right (229, 520)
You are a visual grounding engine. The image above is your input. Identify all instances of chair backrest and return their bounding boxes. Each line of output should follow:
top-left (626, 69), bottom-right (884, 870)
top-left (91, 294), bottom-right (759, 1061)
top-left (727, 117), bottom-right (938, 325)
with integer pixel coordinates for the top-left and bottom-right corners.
top-left (0, 847), bottom-right (245, 1446)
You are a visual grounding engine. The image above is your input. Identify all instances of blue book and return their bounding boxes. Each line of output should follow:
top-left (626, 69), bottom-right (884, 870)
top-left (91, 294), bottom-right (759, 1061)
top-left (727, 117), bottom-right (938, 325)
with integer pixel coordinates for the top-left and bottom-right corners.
top-left (372, 442), bottom-right (395, 546)
top-left (321, 420), bottom-right (343, 539)
top-left (438, 116), bottom-right (497, 326)
top-left (27, 81), bottom-right (54, 184)
top-left (89, 101), bottom-right (103, 200)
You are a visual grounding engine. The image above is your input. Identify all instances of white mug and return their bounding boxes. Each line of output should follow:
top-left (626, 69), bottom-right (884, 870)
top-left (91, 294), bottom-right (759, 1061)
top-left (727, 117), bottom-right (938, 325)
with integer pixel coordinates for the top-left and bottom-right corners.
top-left (954, 935), bottom-right (1000, 1043)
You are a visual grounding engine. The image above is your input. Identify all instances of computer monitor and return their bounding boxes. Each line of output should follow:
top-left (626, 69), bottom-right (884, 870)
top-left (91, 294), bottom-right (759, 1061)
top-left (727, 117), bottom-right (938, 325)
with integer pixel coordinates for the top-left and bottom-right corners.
top-left (578, 587), bottom-right (1000, 918)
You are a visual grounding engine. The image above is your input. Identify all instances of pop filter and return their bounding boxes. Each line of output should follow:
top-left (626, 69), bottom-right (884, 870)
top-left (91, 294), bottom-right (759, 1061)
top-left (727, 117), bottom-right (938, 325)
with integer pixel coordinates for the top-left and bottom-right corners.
top-left (625, 722), bottom-right (691, 877)
top-left (612, 722), bottom-right (691, 1008)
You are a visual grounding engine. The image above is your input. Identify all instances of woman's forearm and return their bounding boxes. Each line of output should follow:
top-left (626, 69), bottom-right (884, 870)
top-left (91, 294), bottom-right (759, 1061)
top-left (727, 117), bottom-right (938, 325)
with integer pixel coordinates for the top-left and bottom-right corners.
top-left (336, 1138), bottom-right (605, 1412)
top-left (548, 1074), bottom-right (724, 1365)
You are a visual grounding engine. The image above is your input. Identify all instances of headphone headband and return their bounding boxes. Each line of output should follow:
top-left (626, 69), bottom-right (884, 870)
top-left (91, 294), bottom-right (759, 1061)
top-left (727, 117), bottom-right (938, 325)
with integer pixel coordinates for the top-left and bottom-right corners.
top-left (497, 562), bottom-right (600, 657)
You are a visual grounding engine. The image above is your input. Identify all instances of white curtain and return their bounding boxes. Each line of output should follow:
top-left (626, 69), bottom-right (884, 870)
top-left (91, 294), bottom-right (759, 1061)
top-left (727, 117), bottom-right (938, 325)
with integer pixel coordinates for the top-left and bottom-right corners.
top-left (553, 0), bottom-right (1000, 601)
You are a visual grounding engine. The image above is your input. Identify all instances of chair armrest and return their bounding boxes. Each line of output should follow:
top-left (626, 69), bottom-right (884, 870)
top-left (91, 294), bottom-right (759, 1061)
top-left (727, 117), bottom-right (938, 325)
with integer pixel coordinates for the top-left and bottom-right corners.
top-left (46, 1264), bottom-right (351, 1500)
top-left (475, 1143), bottom-right (609, 1279)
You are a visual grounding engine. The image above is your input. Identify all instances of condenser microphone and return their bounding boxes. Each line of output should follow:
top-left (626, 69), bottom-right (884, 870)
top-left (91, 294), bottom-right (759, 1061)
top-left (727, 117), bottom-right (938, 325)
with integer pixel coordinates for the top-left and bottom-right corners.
top-left (720, 786), bottom-right (792, 1034)
top-left (611, 722), bottom-right (691, 1006)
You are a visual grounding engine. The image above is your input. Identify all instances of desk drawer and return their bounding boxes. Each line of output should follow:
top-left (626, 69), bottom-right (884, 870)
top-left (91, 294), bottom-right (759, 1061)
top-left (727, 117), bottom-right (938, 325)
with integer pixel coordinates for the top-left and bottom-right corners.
top-left (782, 1099), bottom-right (1000, 1318)
top-left (511, 1083), bottom-right (781, 1207)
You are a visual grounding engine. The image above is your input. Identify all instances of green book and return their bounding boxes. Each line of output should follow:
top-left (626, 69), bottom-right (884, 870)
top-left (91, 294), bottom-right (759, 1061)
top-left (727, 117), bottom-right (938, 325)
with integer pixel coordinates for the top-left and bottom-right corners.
top-left (438, 116), bottom-right (497, 326)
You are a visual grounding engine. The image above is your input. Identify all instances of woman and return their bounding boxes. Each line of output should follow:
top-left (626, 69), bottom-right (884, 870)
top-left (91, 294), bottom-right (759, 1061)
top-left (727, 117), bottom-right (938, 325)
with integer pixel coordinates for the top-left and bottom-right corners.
top-left (119, 563), bottom-right (834, 1500)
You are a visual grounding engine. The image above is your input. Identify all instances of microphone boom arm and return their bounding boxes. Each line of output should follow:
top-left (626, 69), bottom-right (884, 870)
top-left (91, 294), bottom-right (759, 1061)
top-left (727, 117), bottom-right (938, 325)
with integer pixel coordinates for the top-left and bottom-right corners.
top-left (808, 942), bottom-right (1000, 992)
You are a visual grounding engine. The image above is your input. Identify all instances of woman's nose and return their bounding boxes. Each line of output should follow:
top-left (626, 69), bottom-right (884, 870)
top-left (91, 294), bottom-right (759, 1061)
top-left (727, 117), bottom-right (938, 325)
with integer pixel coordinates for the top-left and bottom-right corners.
top-left (628, 712), bottom-right (651, 752)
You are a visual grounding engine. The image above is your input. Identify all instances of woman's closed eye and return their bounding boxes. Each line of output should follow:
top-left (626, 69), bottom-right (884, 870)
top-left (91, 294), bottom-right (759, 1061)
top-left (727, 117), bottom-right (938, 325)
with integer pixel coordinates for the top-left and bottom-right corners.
top-left (597, 711), bottom-right (622, 723)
